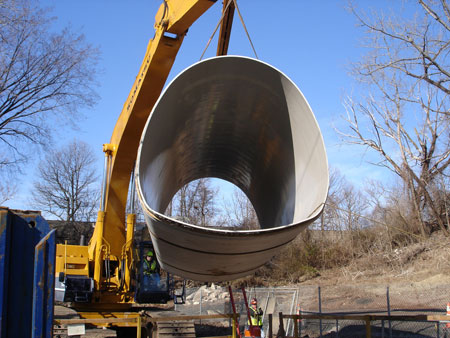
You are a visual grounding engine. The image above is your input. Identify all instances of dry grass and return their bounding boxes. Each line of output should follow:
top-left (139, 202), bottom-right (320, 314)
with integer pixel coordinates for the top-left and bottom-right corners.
top-left (231, 227), bottom-right (450, 287)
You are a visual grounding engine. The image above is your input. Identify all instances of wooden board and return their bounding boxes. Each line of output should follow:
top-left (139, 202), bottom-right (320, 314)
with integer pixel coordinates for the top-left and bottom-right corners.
top-left (156, 320), bottom-right (196, 338)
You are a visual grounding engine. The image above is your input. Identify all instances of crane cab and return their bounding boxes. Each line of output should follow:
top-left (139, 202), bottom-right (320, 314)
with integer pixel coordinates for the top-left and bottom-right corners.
top-left (135, 241), bottom-right (185, 305)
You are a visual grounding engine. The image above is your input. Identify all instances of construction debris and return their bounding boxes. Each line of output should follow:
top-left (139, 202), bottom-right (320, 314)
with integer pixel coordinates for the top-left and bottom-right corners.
top-left (185, 284), bottom-right (229, 305)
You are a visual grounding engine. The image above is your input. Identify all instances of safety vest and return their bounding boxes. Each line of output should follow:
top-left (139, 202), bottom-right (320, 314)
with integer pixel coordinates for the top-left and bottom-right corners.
top-left (143, 259), bottom-right (157, 275)
top-left (248, 307), bottom-right (263, 326)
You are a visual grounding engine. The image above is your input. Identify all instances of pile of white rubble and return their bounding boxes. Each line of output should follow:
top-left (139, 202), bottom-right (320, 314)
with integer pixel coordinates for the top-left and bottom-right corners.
top-left (185, 284), bottom-right (230, 305)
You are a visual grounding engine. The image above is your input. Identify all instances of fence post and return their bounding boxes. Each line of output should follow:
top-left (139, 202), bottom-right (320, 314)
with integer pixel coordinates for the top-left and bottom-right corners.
top-left (293, 314), bottom-right (298, 338)
top-left (365, 318), bottom-right (371, 338)
top-left (387, 286), bottom-right (392, 338)
top-left (268, 314), bottom-right (272, 338)
top-left (278, 312), bottom-right (285, 338)
top-left (318, 286), bottom-right (323, 338)
top-left (299, 308), bottom-right (302, 338)
top-left (381, 320), bottom-right (385, 338)
top-left (263, 289), bottom-right (270, 325)
top-left (286, 290), bottom-right (296, 336)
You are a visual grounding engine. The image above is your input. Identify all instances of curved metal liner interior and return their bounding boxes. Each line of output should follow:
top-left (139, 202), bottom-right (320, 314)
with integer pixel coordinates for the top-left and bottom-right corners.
top-left (136, 56), bottom-right (328, 282)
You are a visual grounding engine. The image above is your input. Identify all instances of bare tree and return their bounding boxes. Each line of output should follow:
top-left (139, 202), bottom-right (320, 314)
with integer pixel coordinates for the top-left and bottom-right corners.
top-left (341, 184), bottom-right (369, 231)
top-left (340, 1), bottom-right (450, 236)
top-left (0, 170), bottom-right (16, 205)
top-left (168, 178), bottom-right (219, 227)
top-left (31, 140), bottom-right (99, 239)
top-left (350, 1), bottom-right (450, 107)
top-left (0, 0), bottom-right (99, 171)
top-left (320, 169), bottom-right (368, 232)
top-left (366, 178), bottom-right (426, 246)
top-left (318, 167), bottom-right (346, 233)
top-left (222, 188), bottom-right (259, 230)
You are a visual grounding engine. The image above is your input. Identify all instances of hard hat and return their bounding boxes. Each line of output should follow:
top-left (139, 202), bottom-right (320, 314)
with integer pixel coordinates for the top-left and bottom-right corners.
top-left (146, 251), bottom-right (153, 257)
top-left (251, 298), bottom-right (257, 305)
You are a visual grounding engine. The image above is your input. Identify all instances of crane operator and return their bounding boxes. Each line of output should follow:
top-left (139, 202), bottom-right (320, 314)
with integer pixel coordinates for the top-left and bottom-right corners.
top-left (142, 250), bottom-right (160, 289)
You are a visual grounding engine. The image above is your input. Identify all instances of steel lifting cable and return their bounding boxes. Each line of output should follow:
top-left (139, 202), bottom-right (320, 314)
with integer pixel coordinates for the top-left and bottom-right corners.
top-left (232, 0), bottom-right (258, 59)
top-left (200, 0), bottom-right (233, 60)
top-left (200, 0), bottom-right (258, 60)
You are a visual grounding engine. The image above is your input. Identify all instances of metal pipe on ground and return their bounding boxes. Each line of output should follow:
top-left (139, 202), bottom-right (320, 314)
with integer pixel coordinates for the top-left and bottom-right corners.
top-left (136, 56), bottom-right (329, 282)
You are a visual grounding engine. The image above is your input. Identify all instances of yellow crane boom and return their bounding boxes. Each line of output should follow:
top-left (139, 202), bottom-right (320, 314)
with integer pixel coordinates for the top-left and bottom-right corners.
top-left (90, 0), bottom-right (217, 265)
top-left (55, 0), bottom-right (233, 309)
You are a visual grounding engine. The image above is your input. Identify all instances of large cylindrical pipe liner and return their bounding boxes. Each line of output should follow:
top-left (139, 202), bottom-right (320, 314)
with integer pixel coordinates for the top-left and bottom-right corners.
top-left (136, 56), bottom-right (328, 282)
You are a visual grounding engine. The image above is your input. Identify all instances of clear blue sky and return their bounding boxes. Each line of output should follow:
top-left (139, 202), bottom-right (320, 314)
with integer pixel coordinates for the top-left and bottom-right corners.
top-left (8, 0), bottom-right (402, 213)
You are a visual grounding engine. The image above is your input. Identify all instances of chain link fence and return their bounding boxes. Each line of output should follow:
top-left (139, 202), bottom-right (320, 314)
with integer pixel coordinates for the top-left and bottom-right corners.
top-left (297, 284), bottom-right (449, 338)
top-left (174, 284), bottom-right (449, 338)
